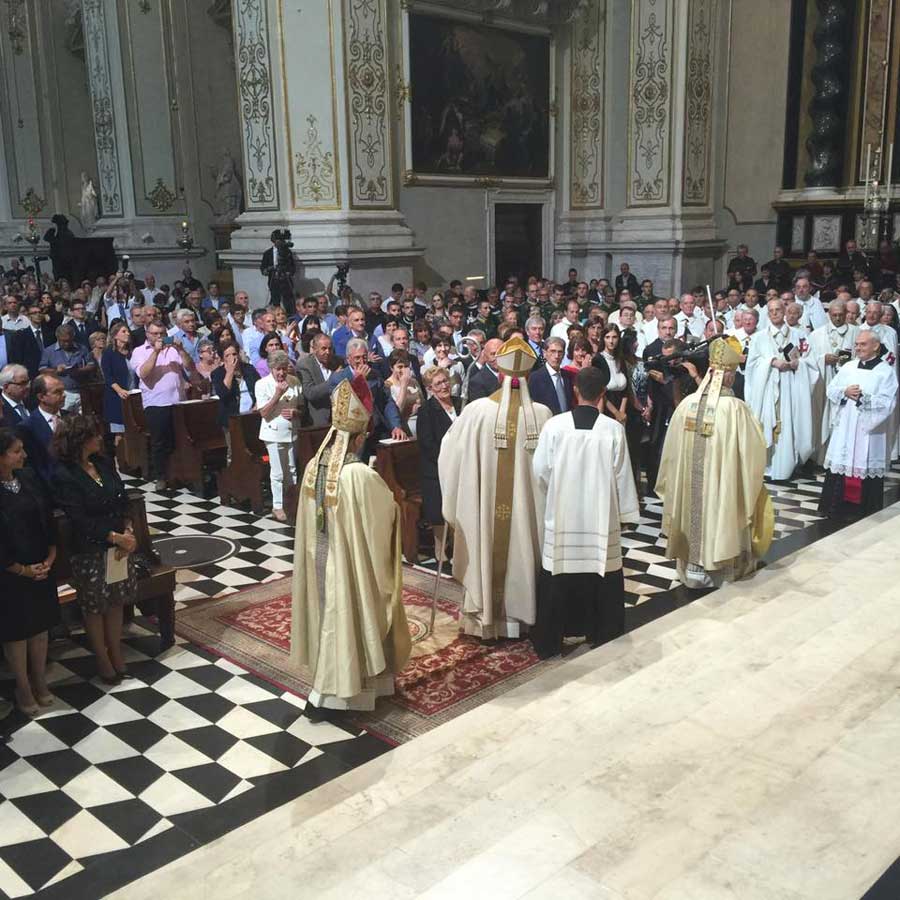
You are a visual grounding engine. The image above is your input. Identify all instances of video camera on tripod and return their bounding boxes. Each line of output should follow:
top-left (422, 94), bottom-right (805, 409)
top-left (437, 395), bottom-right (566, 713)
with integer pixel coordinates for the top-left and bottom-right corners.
top-left (644, 339), bottom-right (712, 376)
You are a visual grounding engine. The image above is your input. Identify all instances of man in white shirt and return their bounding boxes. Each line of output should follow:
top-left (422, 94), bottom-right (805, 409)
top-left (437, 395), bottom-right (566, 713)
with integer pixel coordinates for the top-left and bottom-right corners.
top-left (550, 299), bottom-right (582, 341)
top-left (673, 293), bottom-right (708, 340)
top-left (140, 273), bottom-right (158, 305)
top-left (1, 296), bottom-right (29, 331)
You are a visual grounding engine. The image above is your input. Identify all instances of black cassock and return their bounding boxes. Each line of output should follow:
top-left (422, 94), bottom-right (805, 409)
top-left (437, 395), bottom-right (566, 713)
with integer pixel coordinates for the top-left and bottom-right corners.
top-left (531, 405), bottom-right (627, 660)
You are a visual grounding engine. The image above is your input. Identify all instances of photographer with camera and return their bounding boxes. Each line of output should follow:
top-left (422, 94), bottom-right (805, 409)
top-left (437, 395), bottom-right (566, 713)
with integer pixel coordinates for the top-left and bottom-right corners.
top-left (260, 229), bottom-right (296, 311)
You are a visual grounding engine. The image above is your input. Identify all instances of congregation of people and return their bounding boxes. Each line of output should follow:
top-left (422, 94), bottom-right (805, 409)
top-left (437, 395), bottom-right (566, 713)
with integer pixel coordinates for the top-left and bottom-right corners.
top-left (2, 233), bottom-right (899, 719)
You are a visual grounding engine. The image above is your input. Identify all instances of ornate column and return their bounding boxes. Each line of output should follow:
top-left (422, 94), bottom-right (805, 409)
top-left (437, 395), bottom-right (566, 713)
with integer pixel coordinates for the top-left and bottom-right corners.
top-left (558, 0), bottom-right (723, 295)
top-left (804, 0), bottom-right (853, 187)
top-left (224, 0), bottom-right (420, 301)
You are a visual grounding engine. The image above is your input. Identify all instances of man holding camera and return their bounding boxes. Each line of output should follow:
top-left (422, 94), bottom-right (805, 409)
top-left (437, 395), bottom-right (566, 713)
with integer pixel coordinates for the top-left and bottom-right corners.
top-left (132, 321), bottom-right (196, 490)
top-left (260, 229), bottom-right (296, 311)
top-left (806, 298), bottom-right (858, 465)
top-left (745, 298), bottom-right (818, 481)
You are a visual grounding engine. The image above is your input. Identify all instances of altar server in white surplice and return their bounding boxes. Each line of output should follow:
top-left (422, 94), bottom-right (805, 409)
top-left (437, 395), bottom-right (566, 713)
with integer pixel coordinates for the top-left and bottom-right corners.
top-left (530, 363), bottom-right (639, 658)
top-left (439, 336), bottom-right (552, 640)
top-left (745, 298), bottom-right (819, 480)
top-left (818, 330), bottom-right (898, 518)
top-left (806, 298), bottom-right (858, 464)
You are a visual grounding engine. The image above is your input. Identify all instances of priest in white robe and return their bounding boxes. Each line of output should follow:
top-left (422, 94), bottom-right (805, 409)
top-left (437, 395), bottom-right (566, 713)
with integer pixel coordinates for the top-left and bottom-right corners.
top-left (656, 336), bottom-right (773, 590)
top-left (858, 300), bottom-right (900, 459)
top-left (291, 376), bottom-right (411, 719)
top-left (531, 363), bottom-right (640, 657)
top-left (745, 298), bottom-right (819, 480)
top-left (791, 276), bottom-right (828, 331)
top-left (819, 330), bottom-right (898, 518)
top-left (805, 298), bottom-right (858, 464)
top-left (439, 336), bottom-right (552, 639)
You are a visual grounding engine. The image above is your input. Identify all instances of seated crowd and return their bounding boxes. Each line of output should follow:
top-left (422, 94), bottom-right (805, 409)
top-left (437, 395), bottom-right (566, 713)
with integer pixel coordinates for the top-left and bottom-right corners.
top-left (1, 239), bottom-right (898, 717)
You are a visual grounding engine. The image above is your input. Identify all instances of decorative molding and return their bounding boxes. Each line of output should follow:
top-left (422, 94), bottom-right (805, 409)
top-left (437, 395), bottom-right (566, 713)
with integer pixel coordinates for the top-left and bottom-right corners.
top-left (6, 0), bottom-right (27, 55)
top-left (682, 0), bottom-right (715, 206)
top-left (137, 0), bottom-right (151, 12)
top-left (344, 0), bottom-right (393, 207)
top-left (394, 63), bottom-right (410, 121)
top-left (294, 115), bottom-right (337, 204)
top-left (569, 0), bottom-right (604, 209)
top-left (147, 178), bottom-right (176, 211)
top-left (790, 215), bottom-right (806, 253)
top-left (234, 0), bottom-right (278, 209)
top-left (82, 0), bottom-right (123, 216)
top-left (811, 214), bottom-right (841, 252)
top-left (805, 0), bottom-right (852, 187)
top-left (628, 0), bottom-right (673, 207)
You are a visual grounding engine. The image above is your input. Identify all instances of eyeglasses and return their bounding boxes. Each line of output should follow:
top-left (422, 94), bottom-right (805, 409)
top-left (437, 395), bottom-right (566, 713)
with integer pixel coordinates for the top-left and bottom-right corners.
top-left (11, 379), bottom-right (30, 386)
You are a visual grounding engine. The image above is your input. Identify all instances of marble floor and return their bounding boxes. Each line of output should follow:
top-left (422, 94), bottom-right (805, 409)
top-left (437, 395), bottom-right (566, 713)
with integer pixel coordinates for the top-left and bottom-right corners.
top-left (111, 501), bottom-right (900, 900)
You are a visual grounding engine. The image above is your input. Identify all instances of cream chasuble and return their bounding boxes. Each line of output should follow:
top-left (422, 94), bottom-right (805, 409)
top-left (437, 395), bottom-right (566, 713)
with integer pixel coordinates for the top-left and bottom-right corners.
top-left (291, 460), bottom-right (411, 708)
top-left (439, 390), bottom-right (552, 638)
top-left (656, 392), bottom-right (768, 587)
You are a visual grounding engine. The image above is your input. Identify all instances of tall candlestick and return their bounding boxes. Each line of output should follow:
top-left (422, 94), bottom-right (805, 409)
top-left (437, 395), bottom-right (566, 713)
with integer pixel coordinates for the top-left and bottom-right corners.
top-left (887, 142), bottom-right (894, 196)
top-left (705, 285), bottom-right (715, 324)
top-left (864, 143), bottom-right (872, 206)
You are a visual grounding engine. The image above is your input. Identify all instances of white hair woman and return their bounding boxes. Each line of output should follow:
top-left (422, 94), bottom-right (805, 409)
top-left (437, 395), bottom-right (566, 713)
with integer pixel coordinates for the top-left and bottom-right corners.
top-left (255, 349), bottom-right (304, 521)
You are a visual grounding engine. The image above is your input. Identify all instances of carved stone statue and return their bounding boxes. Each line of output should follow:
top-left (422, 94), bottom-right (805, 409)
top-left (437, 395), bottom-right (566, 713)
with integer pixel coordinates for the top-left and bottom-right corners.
top-left (80, 172), bottom-right (98, 232)
top-left (213, 152), bottom-right (243, 223)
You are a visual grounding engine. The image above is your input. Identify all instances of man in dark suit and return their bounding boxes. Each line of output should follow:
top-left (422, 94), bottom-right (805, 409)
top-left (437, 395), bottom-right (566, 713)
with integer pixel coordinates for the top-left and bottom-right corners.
top-left (614, 263), bottom-right (640, 299)
top-left (296, 333), bottom-right (339, 426)
top-left (22, 373), bottom-right (66, 484)
top-left (67, 299), bottom-right (100, 348)
top-left (259, 229), bottom-right (296, 310)
top-left (129, 303), bottom-right (147, 349)
top-left (528, 337), bottom-right (574, 415)
top-left (18, 300), bottom-right (52, 378)
top-left (466, 338), bottom-right (502, 403)
top-left (0, 363), bottom-right (31, 428)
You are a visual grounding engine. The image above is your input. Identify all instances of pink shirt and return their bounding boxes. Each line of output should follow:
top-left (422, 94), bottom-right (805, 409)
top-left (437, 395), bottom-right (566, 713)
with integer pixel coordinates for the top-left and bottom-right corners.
top-left (131, 342), bottom-right (188, 407)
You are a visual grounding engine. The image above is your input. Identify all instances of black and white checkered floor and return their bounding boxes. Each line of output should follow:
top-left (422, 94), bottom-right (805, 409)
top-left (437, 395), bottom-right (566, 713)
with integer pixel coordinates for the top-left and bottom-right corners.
top-left (1, 467), bottom-right (898, 898)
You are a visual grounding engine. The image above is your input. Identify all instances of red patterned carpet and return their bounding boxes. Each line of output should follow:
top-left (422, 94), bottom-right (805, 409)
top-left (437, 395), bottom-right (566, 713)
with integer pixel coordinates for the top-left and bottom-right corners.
top-left (177, 569), bottom-right (562, 742)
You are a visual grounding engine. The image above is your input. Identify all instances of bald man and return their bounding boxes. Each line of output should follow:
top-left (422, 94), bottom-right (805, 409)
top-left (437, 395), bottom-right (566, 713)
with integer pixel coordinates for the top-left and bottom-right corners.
top-left (819, 330), bottom-right (898, 517)
top-left (745, 298), bottom-right (818, 480)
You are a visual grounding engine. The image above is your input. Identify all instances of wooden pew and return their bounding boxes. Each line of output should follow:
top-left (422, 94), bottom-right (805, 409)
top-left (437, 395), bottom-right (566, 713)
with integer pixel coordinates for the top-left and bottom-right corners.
top-left (52, 490), bottom-right (177, 655)
top-left (116, 390), bottom-right (150, 477)
top-left (218, 411), bottom-right (268, 514)
top-left (375, 439), bottom-right (422, 564)
top-left (79, 381), bottom-right (105, 419)
top-left (167, 398), bottom-right (227, 491)
top-left (284, 424), bottom-right (330, 521)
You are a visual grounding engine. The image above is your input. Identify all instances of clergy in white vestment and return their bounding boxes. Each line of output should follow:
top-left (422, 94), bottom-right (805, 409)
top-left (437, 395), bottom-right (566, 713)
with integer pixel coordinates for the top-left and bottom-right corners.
top-left (745, 298), bottom-right (819, 480)
top-left (818, 331), bottom-right (898, 518)
top-left (791, 276), bottom-right (828, 331)
top-left (656, 336), bottom-right (773, 590)
top-left (291, 376), bottom-right (411, 719)
top-left (439, 336), bottom-right (553, 639)
top-left (858, 300), bottom-right (900, 459)
top-left (673, 293), bottom-right (708, 340)
top-left (806, 299), bottom-right (858, 464)
top-left (531, 363), bottom-right (640, 658)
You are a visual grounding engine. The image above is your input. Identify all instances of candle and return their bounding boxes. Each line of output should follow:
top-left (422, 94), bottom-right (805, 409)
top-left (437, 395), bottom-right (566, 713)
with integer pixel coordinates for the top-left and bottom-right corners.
top-left (705, 285), bottom-right (715, 324)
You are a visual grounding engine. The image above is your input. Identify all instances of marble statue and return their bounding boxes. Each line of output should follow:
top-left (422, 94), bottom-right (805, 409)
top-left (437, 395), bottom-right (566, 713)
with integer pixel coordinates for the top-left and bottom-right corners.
top-left (80, 172), bottom-right (98, 232)
top-left (213, 153), bottom-right (243, 223)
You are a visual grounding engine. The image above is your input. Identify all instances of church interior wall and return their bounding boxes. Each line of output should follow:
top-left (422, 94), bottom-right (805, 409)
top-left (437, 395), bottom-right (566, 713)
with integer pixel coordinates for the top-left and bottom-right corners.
top-left (714, 0), bottom-right (790, 270)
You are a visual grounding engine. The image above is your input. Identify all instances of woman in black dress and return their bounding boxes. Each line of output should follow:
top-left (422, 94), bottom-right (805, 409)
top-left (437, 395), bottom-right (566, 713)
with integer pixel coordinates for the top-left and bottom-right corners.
top-left (417, 368), bottom-right (461, 561)
top-left (0, 427), bottom-right (58, 715)
top-left (52, 414), bottom-right (138, 684)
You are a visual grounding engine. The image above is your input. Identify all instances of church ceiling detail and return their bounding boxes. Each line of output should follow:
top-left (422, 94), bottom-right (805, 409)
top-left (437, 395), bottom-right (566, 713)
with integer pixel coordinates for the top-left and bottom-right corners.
top-left (570, 0), bottom-right (605, 208)
top-left (235, 0), bottom-right (278, 209)
top-left (628, 0), bottom-right (673, 207)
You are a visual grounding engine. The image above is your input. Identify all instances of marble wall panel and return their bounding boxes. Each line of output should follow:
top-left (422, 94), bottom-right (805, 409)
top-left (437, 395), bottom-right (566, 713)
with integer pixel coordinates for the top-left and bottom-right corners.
top-left (570, 0), bottom-right (605, 209)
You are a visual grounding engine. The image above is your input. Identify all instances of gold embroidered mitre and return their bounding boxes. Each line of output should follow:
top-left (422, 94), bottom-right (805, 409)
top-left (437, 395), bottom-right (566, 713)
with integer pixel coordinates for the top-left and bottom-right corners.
top-left (492, 336), bottom-right (540, 450)
top-left (495, 336), bottom-right (538, 377)
top-left (707, 335), bottom-right (743, 372)
top-left (685, 336), bottom-right (743, 437)
top-left (330, 376), bottom-right (372, 434)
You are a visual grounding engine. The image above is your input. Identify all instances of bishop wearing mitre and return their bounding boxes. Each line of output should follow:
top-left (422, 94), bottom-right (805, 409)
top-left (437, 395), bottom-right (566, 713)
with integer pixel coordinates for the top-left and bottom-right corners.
top-left (656, 336), bottom-right (774, 590)
top-left (439, 336), bottom-right (552, 639)
top-left (291, 376), bottom-right (411, 719)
